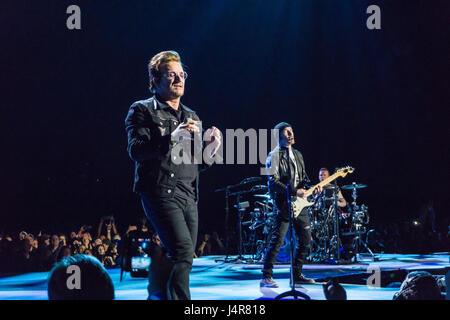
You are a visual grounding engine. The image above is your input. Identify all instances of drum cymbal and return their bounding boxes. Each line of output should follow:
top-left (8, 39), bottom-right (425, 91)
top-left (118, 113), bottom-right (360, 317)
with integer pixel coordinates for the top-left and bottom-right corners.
top-left (254, 194), bottom-right (271, 199)
top-left (250, 185), bottom-right (268, 192)
top-left (322, 197), bottom-right (345, 201)
top-left (341, 183), bottom-right (367, 190)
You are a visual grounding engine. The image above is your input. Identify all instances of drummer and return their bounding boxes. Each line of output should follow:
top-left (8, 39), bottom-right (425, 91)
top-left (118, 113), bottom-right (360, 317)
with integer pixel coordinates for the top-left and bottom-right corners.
top-left (318, 168), bottom-right (347, 208)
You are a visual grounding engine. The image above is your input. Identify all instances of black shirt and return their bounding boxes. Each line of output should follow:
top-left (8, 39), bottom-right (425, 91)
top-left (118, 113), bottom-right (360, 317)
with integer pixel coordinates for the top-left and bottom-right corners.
top-left (154, 97), bottom-right (197, 201)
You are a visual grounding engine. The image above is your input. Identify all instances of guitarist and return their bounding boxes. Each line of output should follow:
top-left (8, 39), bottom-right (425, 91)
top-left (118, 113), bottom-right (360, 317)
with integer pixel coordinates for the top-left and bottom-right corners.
top-left (260, 122), bottom-right (321, 288)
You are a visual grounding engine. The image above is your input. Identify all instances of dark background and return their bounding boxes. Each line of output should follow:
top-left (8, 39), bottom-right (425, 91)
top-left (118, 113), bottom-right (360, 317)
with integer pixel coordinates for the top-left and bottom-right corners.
top-left (0, 1), bottom-right (448, 240)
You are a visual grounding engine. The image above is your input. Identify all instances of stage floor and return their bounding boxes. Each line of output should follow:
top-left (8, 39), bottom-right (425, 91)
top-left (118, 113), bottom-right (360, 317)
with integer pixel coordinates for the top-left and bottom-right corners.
top-left (0, 253), bottom-right (448, 300)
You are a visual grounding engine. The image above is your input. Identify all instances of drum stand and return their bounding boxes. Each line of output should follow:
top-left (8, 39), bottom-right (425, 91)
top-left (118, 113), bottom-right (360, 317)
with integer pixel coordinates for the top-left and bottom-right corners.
top-left (307, 208), bottom-right (321, 262)
top-left (214, 185), bottom-right (246, 263)
top-left (214, 185), bottom-right (233, 263)
top-left (353, 224), bottom-right (376, 262)
top-left (234, 193), bottom-right (246, 262)
top-left (215, 181), bottom-right (253, 263)
top-left (326, 183), bottom-right (342, 262)
top-left (215, 178), bottom-right (267, 264)
top-left (224, 190), bottom-right (249, 263)
top-left (256, 213), bottom-right (277, 263)
top-left (348, 186), bottom-right (375, 262)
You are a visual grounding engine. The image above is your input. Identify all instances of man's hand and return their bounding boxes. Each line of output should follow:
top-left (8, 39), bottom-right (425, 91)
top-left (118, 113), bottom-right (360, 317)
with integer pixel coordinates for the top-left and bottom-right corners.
top-left (297, 188), bottom-right (307, 198)
top-left (171, 119), bottom-right (200, 142)
top-left (297, 186), bottom-right (322, 198)
top-left (313, 185), bottom-right (323, 195)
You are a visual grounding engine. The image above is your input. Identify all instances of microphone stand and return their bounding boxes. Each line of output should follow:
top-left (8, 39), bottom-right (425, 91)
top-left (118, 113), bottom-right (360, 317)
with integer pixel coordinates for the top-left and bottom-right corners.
top-left (275, 148), bottom-right (310, 300)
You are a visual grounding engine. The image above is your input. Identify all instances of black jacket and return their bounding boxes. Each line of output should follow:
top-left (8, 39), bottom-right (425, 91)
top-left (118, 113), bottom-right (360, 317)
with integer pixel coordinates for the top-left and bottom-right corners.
top-left (266, 146), bottom-right (308, 219)
top-left (125, 96), bottom-right (208, 201)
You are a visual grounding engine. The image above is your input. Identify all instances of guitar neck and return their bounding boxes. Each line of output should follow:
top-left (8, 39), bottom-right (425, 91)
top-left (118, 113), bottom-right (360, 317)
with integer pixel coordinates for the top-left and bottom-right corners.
top-left (304, 172), bottom-right (342, 197)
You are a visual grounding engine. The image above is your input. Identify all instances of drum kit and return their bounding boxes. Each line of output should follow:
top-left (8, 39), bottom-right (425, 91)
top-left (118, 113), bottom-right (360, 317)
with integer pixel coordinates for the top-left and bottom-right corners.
top-left (215, 177), bottom-right (374, 264)
top-left (309, 182), bottom-right (373, 262)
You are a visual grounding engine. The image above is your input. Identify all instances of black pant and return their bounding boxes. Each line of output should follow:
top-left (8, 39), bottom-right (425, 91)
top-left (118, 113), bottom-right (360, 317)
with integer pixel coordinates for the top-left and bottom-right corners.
top-left (140, 193), bottom-right (198, 300)
top-left (262, 208), bottom-right (311, 278)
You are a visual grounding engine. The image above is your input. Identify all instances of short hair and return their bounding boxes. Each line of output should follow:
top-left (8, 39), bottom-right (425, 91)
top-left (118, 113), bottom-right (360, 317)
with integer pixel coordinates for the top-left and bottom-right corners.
top-left (274, 122), bottom-right (292, 131)
top-left (273, 122), bottom-right (292, 140)
top-left (47, 254), bottom-right (114, 300)
top-left (148, 50), bottom-right (183, 93)
top-left (319, 168), bottom-right (330, 173)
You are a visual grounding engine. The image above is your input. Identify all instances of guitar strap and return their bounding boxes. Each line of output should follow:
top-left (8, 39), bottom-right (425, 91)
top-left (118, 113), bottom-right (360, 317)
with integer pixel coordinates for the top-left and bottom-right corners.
top-left (288, 149), bottom-right (300, 188)
top-left (293, 149), bottom-right (309, 186)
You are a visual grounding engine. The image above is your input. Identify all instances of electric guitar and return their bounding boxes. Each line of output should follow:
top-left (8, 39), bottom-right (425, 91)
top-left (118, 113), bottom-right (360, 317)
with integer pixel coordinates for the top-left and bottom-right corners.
top-left (291, 166), bottom-right (354, 218)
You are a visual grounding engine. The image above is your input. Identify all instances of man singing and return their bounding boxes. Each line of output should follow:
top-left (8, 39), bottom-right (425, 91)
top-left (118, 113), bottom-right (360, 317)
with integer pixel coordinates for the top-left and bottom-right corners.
top-left (125, 51), bottom-right (221, 300)
top-left (261, 122), bottom-right (319, 288)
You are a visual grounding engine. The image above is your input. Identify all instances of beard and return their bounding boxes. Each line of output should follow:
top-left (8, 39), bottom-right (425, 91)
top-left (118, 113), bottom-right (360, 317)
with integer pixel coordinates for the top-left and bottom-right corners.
top-left (169, 85), bottom-right (184, 98)
top-left (281, 137), bottom-right (294, 146)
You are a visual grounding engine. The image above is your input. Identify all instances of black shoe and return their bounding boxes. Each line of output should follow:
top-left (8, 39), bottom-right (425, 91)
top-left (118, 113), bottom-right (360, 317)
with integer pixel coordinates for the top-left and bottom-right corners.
top-left (290, 274), bottom-right (316, 286)
top-left (260, 276), bottom-right (279, 288)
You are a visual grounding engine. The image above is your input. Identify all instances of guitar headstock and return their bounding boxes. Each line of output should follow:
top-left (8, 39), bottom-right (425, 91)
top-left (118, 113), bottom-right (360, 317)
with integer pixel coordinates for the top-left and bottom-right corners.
top-left (336, 166), bottom-right (355, 177)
